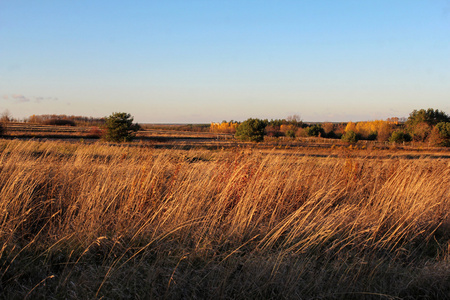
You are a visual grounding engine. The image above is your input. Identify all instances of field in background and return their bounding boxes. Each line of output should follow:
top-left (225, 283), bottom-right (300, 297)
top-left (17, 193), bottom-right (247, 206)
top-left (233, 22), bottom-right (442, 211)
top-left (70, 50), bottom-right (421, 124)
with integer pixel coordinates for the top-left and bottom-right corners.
top-left (0, 138), bottom-right (449, 299)
top-left (3, 122), bottom-right (221, 140)
top-left (4, 122), bottom-right (450, 153)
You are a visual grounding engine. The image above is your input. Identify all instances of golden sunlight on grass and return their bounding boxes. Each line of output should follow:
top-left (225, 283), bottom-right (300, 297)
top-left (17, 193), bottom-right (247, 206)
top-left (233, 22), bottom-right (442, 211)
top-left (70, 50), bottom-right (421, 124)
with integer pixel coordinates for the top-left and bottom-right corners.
top-left (0, 140), bottom-right (449, 298)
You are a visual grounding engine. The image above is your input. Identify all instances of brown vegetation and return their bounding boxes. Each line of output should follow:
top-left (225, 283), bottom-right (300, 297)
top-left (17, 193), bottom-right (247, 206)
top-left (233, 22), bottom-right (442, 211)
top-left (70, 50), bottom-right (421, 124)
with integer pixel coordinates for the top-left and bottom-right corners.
top-left (27, 114), bottom-right (105, 126)
top-left (0, 139), bottom-right (449, 298)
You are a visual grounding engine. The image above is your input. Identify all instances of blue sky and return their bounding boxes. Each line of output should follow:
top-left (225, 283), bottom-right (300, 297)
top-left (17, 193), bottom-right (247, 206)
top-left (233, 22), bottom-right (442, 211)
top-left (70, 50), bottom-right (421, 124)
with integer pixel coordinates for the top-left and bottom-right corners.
top-left (1, 1), bottom-right (449, 123)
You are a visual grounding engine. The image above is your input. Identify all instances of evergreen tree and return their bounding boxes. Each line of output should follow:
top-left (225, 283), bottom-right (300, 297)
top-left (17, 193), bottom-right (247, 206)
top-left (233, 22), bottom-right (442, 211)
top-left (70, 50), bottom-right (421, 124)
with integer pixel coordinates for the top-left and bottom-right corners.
top-left (235, 118), bottom-right (266, 142)
top-left (104, 112), bottom-right (140, 142)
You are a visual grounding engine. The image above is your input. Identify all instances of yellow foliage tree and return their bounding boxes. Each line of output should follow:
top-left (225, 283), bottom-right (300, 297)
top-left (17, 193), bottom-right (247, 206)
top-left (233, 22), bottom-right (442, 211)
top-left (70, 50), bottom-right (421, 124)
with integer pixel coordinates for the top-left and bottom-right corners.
top-left (345, 122), bottom-right (357, 133)
top-left (210, 121), bottom-right (239, 134)
top-left (346, 120), bottom-right (395, 141)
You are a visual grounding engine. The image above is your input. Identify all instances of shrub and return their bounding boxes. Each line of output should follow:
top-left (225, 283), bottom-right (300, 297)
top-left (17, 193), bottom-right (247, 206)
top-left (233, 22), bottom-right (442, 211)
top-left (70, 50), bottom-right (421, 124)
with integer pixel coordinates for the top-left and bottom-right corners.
top-left (235, 118), bottom-right (266, 142)
top-left (389, 130), bottom-right (412, 143)
top-left (377, 125), bottom-right (392, 142)
top-left (367, 131), bottom-right (378, 141)
top-left (306, 124), bottom-right (325, 137)
top-left (322, 122), bottom-right (335, 135)
top-left (104, 112), bottom-right (140, 143)
top-left (88, 126), bottom-right (105, 138)
top-left (325, 131), bottom-right (338, 139)
top-left (333, 123), bottom-right (346, 137)
top-left (341, 130), bottom-right (359, 143)
top-left (43, 119), bottom-right (76, 126)
top-left (295, 127), bottom-right (308, 137)
top-left (431, 122), bottom-right (450, 147)
top-left (436, 122), bottom-right (450, 138)
top-left (285, 130), bottom-right (296, 138)
top-left (265, 125), bottom-right (282, 137)
top-left (410, 122), bottom-right (432, 142)
top-left (280, 124), bottom-right (296, 138)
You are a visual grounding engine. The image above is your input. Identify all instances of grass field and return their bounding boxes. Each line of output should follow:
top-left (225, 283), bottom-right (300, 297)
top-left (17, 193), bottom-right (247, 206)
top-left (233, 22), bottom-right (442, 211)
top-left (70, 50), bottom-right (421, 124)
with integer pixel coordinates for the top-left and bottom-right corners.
top-left (0, 135), bottom-right (449, 299)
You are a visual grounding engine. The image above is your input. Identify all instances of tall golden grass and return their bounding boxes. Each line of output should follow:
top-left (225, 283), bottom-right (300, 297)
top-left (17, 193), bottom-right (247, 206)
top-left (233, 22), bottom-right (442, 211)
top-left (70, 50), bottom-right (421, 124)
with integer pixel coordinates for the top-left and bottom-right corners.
top-left (0, 140), bottom-right (449, 298)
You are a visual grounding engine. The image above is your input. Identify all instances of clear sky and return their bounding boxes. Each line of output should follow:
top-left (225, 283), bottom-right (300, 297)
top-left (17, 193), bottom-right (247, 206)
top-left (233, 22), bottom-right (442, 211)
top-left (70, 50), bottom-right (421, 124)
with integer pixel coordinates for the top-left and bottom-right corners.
top-left (1, 1), bottom-right (449, 123)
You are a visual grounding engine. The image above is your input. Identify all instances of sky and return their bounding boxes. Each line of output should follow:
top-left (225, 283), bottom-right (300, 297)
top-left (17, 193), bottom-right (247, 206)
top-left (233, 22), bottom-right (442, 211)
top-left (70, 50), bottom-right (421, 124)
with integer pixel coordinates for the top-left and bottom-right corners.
top-left (1, 1), bottom-right (450, 123)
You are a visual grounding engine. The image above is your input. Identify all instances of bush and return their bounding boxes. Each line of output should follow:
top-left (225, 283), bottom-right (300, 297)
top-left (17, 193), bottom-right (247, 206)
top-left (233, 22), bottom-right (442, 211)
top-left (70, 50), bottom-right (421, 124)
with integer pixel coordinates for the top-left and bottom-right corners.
top-left (285, 130), bottom-right (296, 138)
top-left (322, 122), bottom-right (335, 136)
top-left (436, 122), bottom-right (450, 137)
top-left (367, 132), bottom-right (378, 141)
top-left (410, 122), bottom-right (432, 142)
top-left (432, 122), bottom-right (450, 147)
top-left (104, 112), bottom-right (140, 143)
top-left (306, 124), bottom-right (325, 137)
top-left (235, 118), bottom-right (266, 142)
top-left (325, 131), bottom-right (338, 139)
top-left (341, 130), bottom-right (359, 144)
top-left (88, 126), bottom-right (105, 138)
top-left (265, 125), bottom-right (282, 137)
top-left (280, 124), bottom-right (296, 138)
top-left (43, 119), bottom-right (76, 126)
top-left (377, 126), bottom-right (392, 142)
top-left (389, 130), bottom-right (412, 143)
top-left (295, 127), bottom-right (308, 137)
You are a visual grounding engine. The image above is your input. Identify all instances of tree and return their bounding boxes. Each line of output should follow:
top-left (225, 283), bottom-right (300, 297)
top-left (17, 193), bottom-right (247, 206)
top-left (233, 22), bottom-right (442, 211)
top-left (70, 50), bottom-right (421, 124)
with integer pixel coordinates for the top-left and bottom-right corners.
top-left (389, 130), bottom-right (411, 144)
top-left (322, 122), bottom-right (335, 135)
top-left (406, 108), bottom-right (450, 128)
top-left (286, 114), bottom-right (303, 127)
top-left (432, 122), bottom-right (450, 147)
top-left (345, 122), bottom-right (357, 133)
top-left (210, 121), bottom-right (238, 133)
top-left (104, 112), bottom-right (140, 142)
top-left (0, 109), bottom-right (12, 123)
top-left (235, 118), bottom-right (266, 142)
top-left (306, 124), bottom-right (325, 137)
top-left (410, 122), bottom-right (432, 142)
top-left (280, 124), bottom-right (296, 138)
top-left (341, 130), bottom-right (359, 144)
top-left (0, 110), bottom-right (12, 134)
top-left (265, 125), bottom-right (282, 137)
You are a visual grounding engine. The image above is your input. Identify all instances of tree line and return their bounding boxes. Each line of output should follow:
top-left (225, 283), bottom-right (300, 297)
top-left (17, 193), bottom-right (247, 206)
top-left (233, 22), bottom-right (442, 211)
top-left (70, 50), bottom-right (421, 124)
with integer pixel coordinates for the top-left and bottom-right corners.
top-left (1, 109), bottom-right (449, 146)
top-left (27, 114), bottom-right (106, 126)
top-left (213, 109), bottom-right (450, 146)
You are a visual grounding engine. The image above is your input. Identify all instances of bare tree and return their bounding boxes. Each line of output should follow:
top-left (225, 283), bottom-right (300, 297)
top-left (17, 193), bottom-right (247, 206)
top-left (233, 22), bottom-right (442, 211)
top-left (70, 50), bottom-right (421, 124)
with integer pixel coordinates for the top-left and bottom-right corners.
top-left (0, 109), bottom-right (12, 123)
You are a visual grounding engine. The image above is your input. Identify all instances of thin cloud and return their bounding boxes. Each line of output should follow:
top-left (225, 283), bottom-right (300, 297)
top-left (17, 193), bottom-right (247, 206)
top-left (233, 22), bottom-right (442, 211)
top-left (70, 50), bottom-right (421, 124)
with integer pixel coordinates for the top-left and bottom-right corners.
top-left (2, 94), bottom-right (59, 103)
top-left (34, 96), bottom-right (58, 103)
top-left (11, 94), bottom-right (30, 103)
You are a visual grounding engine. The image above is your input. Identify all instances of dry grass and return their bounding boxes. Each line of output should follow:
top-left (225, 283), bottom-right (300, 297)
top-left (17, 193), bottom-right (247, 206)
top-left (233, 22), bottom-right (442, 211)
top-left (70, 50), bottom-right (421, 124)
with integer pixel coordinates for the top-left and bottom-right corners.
top-left (0, 139), bottom-right (449, 299)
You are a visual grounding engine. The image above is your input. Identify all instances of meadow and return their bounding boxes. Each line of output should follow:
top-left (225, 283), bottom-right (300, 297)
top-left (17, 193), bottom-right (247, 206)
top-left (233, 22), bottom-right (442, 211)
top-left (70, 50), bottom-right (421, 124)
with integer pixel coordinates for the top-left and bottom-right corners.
top-left (0, 137), bottom-right (449, 299)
